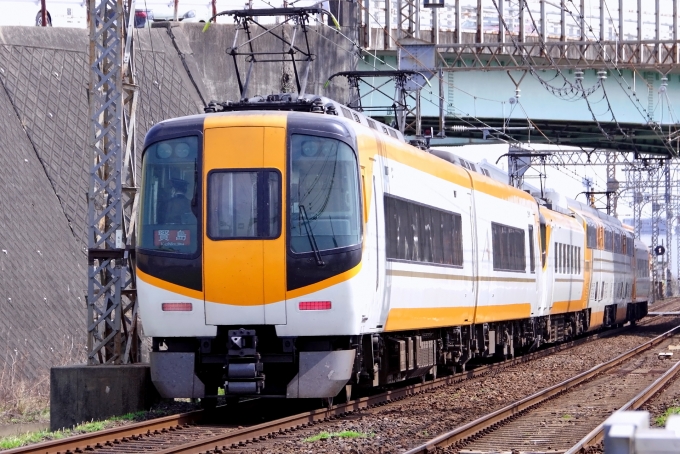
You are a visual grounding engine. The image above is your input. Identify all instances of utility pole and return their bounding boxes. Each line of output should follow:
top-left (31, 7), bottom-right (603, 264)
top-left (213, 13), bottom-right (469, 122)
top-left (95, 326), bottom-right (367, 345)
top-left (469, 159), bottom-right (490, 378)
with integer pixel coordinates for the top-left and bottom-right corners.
top-left (87, 0), bottom-right (140, 365)
top-left (665, 161), bottom-right (673, 297)
top-left (40, 0), bottom-right (48, 26)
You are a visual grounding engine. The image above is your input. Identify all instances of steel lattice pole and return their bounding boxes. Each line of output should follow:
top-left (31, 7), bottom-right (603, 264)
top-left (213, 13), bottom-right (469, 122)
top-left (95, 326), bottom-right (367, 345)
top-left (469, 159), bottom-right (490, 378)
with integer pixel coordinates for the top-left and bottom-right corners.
top-left (631, 168), bottom-right (643, 240)
top-left (666, 161), bottom-right (673, 297)
top-left (652, 167), bottom-right (662, 301)
top-left (606, 151), bottom-right (618, 217)
top-left (87, 0), bottom-right (139, 365)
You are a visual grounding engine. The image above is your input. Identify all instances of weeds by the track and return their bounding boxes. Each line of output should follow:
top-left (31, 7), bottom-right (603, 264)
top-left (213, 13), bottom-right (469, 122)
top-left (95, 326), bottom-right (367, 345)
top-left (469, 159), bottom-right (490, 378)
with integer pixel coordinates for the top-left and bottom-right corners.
top-left (655, 406), bottom-right (680, 426)
top-left (0, 412), bottom-right (147, 450)
top-left (0, 334), bottom-right (86, 425)
top-left (304, 430), bottom-right (374, 442)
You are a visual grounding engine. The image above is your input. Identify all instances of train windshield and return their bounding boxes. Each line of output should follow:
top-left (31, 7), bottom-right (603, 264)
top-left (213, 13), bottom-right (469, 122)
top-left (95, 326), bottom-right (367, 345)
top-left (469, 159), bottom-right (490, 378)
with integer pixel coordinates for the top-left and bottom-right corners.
top-left (138, 136), bottom-right (199, 254)
top-left (289, 134), bottom-right (361, 254)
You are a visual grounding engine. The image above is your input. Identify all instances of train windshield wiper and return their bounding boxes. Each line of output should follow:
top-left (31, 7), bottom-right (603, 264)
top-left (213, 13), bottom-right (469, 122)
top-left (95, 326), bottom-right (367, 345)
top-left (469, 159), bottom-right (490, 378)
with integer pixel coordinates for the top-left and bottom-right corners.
top-left (299, 204), bottom-right (325, 267)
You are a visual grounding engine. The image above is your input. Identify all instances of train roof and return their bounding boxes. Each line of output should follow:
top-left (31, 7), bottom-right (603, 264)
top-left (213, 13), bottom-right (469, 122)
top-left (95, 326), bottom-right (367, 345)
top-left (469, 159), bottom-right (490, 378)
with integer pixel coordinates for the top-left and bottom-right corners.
top-left (145, 94), bottom-right (408, 148)
top-left (204, 94), bottom-right (406, 142)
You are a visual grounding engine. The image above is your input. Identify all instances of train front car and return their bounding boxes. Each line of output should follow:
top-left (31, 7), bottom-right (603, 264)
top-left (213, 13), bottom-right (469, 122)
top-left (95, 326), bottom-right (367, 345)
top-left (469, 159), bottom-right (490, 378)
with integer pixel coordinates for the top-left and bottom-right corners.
top-left (137, 110), bottom-right (365, 401)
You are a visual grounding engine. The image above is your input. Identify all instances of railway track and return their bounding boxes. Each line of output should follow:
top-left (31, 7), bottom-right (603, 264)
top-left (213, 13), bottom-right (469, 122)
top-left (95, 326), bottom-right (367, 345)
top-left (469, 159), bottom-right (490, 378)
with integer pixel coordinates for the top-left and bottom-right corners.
top-left (1, 411), bottom-right (204, 454)
top-left (4, 310), bottom-right (678, 454)
top-left (403, 323), bottom-right (680, 454)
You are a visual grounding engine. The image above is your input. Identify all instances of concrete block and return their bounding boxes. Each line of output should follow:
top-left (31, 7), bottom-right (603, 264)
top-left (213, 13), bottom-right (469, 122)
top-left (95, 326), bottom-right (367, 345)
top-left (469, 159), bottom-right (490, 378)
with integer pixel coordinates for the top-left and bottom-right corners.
top-left (50, 364), bottom-right (159, 431)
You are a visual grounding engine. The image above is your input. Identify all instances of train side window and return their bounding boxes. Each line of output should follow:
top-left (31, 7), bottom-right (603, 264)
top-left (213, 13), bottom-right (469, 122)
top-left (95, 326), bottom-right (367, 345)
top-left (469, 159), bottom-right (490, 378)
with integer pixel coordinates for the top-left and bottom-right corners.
top-left (560, 242), bottom-right (563, 273)
top-left (554, 241), bottom-right (558, 273)
top-left (384, 195), bottom-right (463, 267)
top-left (566, 245), bottom-right (570, 274)
top-left (604, 227), bottom-right (613, 252)
top-left (540, 219), bottom-right (547, 268)
top-left (586, 221), bottom-right (596, 248)
top-left (622, 234), bottom-right (626, 255)
top-left (614, 232), bottom-right (621, 254)
top-left (594, 281), bottom-right (599, 300)
top-left (528, 225), bottom-right (535, 273)
top-left (597, 226), bottom-right (604, 249)
top-left (568, 245), bottom-right (572, 274)
top-left (560, 243), bottom-right (564, 274)
top-left (491, 222), bottom-right (526, 272)
top-left (555, 243), bottom-right (562, 274)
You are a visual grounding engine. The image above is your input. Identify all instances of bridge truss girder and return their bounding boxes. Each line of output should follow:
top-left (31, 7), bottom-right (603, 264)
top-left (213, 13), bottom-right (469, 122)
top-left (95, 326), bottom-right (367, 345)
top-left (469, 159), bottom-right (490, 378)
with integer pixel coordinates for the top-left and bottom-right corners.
top-left (436, 40), bottom-right (680, 73)
top-left (419, 116), bottom-right (680, 157)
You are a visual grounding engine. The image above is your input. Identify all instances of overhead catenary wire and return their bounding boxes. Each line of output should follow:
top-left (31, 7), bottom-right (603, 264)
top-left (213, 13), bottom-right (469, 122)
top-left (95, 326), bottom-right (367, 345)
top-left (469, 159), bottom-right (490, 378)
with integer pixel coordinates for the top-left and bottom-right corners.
top-left (307, 16), bottom-right (519, 145)
top-left (559, 0), bottom-right (676, 155)
top-left (311, 0), bottom-right (611, 191)
top-left (508, 0), bottom-right (665, 156)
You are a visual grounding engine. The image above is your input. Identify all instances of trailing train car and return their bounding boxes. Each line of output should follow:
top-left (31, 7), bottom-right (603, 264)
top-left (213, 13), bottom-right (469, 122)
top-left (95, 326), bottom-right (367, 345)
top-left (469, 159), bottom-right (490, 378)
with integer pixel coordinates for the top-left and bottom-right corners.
top-left (136, 95), bottom-right (649, 402)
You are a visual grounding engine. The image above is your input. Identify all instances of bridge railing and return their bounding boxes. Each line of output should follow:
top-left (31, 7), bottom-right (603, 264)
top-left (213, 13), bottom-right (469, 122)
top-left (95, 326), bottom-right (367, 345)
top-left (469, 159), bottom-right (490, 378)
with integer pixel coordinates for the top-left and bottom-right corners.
top-left (361, 0), bottom-right (679, 56)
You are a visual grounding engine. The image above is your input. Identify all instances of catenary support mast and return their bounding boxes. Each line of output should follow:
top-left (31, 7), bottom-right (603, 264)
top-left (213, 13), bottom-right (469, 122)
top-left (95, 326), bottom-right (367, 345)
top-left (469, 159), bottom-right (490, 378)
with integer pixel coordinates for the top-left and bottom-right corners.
top-left (87, 0), bottom-right (139, 364)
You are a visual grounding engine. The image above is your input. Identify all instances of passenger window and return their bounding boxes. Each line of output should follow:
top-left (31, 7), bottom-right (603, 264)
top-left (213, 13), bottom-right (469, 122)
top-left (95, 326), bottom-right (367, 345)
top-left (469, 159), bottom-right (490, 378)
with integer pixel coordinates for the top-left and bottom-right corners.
top-left (491, 222), bottom-right (526, 272)
top-left (385, 195), bottom-right (463, 266)
top-left (528, 225), bottom-right (535, 273)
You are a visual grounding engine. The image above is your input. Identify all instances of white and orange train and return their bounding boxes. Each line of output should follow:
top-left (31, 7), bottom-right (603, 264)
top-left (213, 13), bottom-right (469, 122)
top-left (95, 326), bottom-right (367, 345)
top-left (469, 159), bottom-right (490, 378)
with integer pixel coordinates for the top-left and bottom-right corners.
top-left (136, 95), bottom-right (650, 402)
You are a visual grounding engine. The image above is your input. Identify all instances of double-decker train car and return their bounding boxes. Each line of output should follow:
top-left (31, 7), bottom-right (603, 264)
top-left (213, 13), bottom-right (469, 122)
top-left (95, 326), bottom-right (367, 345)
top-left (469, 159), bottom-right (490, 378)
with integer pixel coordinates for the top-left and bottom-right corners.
top-left (136, 95), bottom-right (650, 402)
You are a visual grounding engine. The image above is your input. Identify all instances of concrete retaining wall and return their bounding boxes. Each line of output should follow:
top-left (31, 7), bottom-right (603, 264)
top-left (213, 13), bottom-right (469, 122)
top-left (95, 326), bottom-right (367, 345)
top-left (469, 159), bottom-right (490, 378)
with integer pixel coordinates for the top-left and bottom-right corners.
top-left (50, 365), bottom-right (159, 431)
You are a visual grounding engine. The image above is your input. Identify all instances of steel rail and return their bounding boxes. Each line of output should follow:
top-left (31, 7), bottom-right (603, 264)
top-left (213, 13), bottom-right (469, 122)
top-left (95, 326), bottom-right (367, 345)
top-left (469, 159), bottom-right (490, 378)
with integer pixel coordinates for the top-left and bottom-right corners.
top-left (2, 411), bottom-right (203, 454)
top-left (401, 323), bottom-right (680, 454)
top-left (124, 326), bottom-right (635, 454)
top-left (565, 353), bottom-right (680, 453)
top-left (2, 316), bottom-right (667, 454)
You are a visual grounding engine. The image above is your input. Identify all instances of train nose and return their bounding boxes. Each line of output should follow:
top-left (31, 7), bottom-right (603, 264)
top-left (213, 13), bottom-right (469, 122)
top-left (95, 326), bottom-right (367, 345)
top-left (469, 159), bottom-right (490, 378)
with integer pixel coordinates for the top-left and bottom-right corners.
top-left (202, 126), bottom-right (287, 326)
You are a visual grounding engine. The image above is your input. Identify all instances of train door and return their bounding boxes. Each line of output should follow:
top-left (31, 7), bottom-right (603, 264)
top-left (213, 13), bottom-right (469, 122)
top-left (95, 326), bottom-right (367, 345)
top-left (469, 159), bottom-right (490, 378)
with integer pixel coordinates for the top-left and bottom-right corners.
top-left (366, 159), bottom-right (387, 330)
top-left (366, 137), bottom-right (390, 330)
top-left (529, 216), bottom-right (543, 315)
top-left (203, 126), bottom-right (287, 326)
top-left (538, 211), bottom-right (552, 315)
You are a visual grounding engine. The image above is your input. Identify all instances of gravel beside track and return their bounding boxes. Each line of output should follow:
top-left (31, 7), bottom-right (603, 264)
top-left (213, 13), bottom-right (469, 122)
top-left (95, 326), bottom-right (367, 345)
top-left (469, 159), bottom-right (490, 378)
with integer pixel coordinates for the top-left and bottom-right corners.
top-left (452, 334), bottom-right (680, 452)
top-left (219, 315), bottom-right (680, 454)
top-left (7, 301), bottom-right (680, 454)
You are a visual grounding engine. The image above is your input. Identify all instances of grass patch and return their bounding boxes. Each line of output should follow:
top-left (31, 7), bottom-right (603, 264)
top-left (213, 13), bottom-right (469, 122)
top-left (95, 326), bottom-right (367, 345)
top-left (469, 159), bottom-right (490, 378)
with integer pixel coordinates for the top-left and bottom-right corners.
top-left (561, 414), bottom-right (572, 420)
top-left (304, 430), bottom-right (372, 442)
top-left (110, 411), bottom-right (147, 422)
top-left (0, 419), bottom-right (107, 450)
top-left (0, 410), bottom-right (164, 449)
top-left (655, 407), bottom-right (680, 426)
